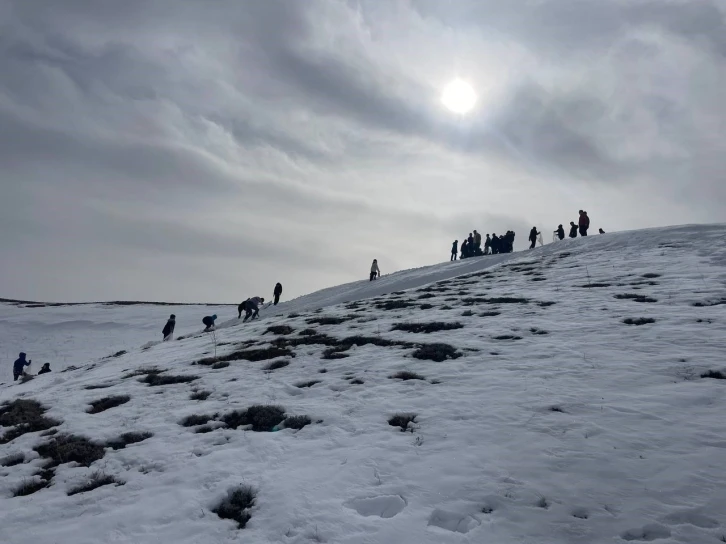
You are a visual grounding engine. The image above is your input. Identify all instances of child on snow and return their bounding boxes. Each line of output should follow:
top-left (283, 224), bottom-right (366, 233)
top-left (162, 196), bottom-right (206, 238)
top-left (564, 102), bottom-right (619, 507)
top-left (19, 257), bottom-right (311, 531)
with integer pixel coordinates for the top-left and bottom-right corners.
top-left (13, 353), bottom-right (31, 381)
top-left (202, 314), bottom-right (217, 331)
top-left (162, 314), bottom-right (176, 341)
top-left (38, 363), bottom-right (51, 375)
top-left (370, 259), bottom-right (380, 281)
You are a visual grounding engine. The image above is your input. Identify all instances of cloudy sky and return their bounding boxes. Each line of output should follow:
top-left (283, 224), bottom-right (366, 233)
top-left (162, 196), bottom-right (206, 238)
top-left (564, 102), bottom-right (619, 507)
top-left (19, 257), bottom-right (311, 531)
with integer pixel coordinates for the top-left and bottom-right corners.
top-left (1, 0), bottom-right (724, 303)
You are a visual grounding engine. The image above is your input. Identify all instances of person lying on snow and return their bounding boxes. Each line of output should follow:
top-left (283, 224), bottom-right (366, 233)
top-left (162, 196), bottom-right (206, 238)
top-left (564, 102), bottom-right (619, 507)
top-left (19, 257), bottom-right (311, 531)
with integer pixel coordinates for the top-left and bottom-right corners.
top-left (13, 352), bottom-right (31, 381)
top-left (38, 363), bottom-right (51, 375)
top-left (202, 314), bottom-right (217, 331)
top-left (162, 314), bottom-right (176, 341)
top-left (243, 297), bottom-right (265, 321)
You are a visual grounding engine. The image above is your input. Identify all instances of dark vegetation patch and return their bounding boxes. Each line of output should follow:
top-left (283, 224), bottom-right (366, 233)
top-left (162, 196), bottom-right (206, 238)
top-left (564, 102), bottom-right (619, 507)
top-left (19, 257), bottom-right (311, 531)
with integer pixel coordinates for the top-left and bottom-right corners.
top-left (531, 277), bottom-right (546, 282)
top-left (461, 310), bottom-right (473, 317)
top-left (614, 293), bottom-right (658, 303)
top-left (195, 425), bottom-right (215, 434)
top-left (462, 296), bottom-right (529, 306)
top-left (222, 405), bottom-right (286, 432)
top-left (420, 304), bottom-right (434, 310)
top-left (296, 380), bottom-right (321, 388)
top-left (287, 313), bottom-right (300, 318)
top-left (418, 286), bottom-right (449, 293)
top-left (623, 317), bottom-right (656, 326)
top-left (319, 368), bottom-right (327, 373)
top-left (122, 367), bottom-right (161, 379)
top-left (0, 399), bottom-right (61, 444)
top-left (107, 350), bottom-right (127, 359)
top-left (84, 383), bottom-right (115, 390)
top-left (2, 453), bottom-right (25, 467)
top-left (62, 365), bottom-right (80, 372)
top-left (388, 413), bottom-right (417, 432)
top-left (393, 291), bottom-right (406, 295)
top-left (530, 328), bottom-right (549, 335)
top-left (190, 390), bottom-right (211, 401)
top-left (141, 371), bottom-right (198, 386)
top-left (263, 360), bottom-right (290, 371)
top-left (306, 316), bottom-right (352, 325)
top-left (211, 361), bottom-right (230, 369)
top-left (105, 431), bottom-right (153, 450)
top-left (390, 371), bottom-right (426, 381)
top-left (411, 343), bottom-right (461, 362)
top-left (213, 486), bottom-right (257, 529)
top-left (578, 283), bottom-right (612, 288)
top-left (479, 311), bottom-right (501, 317)
top-left (209, 346), bottom-right (295, 363)
top-left (376, 300), bottom-right (413, 311)
top-left (418, 293), bottom-right (436, 300)
top-left (701, 370), bottom-right (725, 380)
top-left (693, 298), bottom-right (726, 307)
top-left (349, 378), bottom-right (364, 385)
top-left (550, 406), bottom-right (565, 413)
top-left (180, 414), bottom-right (215, 427)
top-left (265, 325), bottom-right (294, 336)
top-left (642, 273), bottom-right (661, 278)
top-left (322, 349), bottom-right (349, 360)
top-left (67, 472), bottom-right (123, 496)
top-left (284, 415), bottom-right (312, 430)
top-left (87, 395), bottom-right (130, 414)
top-left (493, 335), bottom-right (523, 341)
top-left (440, 305), bottom-right (453, 310)
top-left (538, 301), bottom-right (557, 307)
top-left (392, 322), bottom-right (464, 334)
top-left (299, 328), bottom-right (318, 336)
top-left (14, 475), bottom-right (52, 497)
top-left (35, 434), bottom-right (105, 467)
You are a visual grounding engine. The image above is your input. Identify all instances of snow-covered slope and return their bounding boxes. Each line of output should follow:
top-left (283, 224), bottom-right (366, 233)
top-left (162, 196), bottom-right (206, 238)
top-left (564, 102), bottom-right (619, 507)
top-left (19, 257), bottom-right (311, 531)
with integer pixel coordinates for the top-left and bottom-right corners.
top-left (1, 224), bottom-right (726, 544)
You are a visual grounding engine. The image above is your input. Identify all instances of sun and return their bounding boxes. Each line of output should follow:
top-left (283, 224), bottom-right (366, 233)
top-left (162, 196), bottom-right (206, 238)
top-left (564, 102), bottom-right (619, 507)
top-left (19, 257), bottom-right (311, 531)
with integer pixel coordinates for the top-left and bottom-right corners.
top-left (441, 79), bottom-right (477, 114)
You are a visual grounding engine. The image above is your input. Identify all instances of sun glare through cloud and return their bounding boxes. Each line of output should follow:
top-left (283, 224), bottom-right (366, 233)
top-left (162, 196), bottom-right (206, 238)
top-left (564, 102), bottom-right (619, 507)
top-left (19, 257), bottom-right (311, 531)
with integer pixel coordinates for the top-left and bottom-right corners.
top-left (441, 79), bottom-right (477, 114)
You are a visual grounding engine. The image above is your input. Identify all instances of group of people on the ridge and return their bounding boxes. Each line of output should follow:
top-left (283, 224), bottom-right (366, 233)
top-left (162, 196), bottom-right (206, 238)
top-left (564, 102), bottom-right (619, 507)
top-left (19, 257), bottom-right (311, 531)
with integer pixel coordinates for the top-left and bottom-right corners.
top-left (452, 210), bottom-right (604, 259)
top-left (452, 230), bottom-right (517, 260)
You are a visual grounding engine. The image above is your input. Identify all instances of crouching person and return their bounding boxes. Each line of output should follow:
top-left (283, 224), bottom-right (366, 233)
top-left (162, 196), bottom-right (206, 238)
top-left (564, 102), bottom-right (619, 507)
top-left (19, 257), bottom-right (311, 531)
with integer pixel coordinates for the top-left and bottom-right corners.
top-left (202, 314), bottom-right (217, 332)
top-left (243, 297), bottom-right (264, 322)
top-left (38, 363), bottom-right (52, 375)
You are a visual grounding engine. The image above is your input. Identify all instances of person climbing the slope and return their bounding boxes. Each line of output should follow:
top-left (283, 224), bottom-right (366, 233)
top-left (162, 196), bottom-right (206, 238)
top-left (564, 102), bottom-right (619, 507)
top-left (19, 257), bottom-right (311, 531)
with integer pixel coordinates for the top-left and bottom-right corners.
top-left (273, 283), bottom-right (283, 305)
top-left (484, 234), bottom-right (491, 255)
top-left (202, 314), bottom-right (217, 332)
top-left (555, 224), bottom-right (565, 240)
top-left (451, 240), bottom-right (458, 261)
top-left (243, 297), bottom-right (265, 322)
top-left (569, 222), bottom-right (578, 238)
top-left (38, 363), bottom-right (52, 375)
top-left (579, 210), bottom-right (590, 236)
top-left (370, 259), bottom-right (380, 281)
top-left (529, 227), bottom-right (540, 249)
top-left (13, 352), bottom-right (31, 381)
top-left (162, 314), bottom-right (176, 341)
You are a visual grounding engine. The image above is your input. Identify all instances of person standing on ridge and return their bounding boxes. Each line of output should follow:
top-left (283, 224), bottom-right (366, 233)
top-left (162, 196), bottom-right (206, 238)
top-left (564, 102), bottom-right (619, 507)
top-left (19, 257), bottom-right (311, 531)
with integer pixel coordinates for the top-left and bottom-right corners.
top-left (370, 259), bottom-right (380, 281)
top-left (569, 222), bottom-right (578, 238)
top-left (555, 224), bottom-right (565, 240)
top-left (484, 234), bottom-right (491, 255)
top-left (578, 210), bottom-right (590, 236)
top-left (202, 314), bottom-right (217, 332)
top-left (13, 352), bottom-right (31, 381)
top-left (491, 234), bottom-right (500, 254)
top-left (451, 240), bottom-right (458, 261)
top-left (474, 230), bottom-right (482, 254)
top-left (243, 297), bottom-right (265, 321)
top-left (529, 227), bottom-right (540, 249)
top-left (162, 314), bottom-right (176, 341)
top-left (460, 240), bottom-right (468, 259)
top-left (273, 283), bottom-right (283, 305)
top-left (599, 228), bottom-right (605, 234)
top-left (467, 233), bottom-right (474, 253)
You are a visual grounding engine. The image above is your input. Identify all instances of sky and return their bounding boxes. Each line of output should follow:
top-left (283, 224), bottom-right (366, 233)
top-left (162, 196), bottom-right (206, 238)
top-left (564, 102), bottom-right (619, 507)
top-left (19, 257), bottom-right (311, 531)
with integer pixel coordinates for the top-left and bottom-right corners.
top-left (1, 0), bottom-right (725, 303)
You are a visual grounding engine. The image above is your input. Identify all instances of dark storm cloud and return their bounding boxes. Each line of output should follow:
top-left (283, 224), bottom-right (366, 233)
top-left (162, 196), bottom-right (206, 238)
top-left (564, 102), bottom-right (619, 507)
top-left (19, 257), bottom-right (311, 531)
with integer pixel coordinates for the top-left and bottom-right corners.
top-left (0, 0), bottom-right (724, 302)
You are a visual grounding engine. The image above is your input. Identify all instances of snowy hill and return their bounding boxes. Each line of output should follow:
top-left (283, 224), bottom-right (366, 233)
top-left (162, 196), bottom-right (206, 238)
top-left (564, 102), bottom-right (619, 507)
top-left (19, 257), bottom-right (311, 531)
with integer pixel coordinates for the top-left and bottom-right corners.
top-left (1, 224), bottom-right (726, 544)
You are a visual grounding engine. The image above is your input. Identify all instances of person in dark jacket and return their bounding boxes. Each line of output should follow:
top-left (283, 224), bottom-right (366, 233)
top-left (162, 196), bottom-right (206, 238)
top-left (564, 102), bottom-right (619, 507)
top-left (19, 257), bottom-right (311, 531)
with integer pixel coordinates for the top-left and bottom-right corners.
top-left (569, 222), bottom-right (578, 238)
top-left (38, 363), bottom-right (51, 375)
top-left (491, 234), bottom-right (500, 254)
top-left (451, 240), bottom-right (458, 261)
top-left (529, 227), bottom-right (540, 249)
top-left (555, 225), bottom-right (565, 240)
top-left (243, 297), bottom-right (264, 322)
top-left (13, 352), bottom-right (31, 381)
top-left (202, 314), bottom-right (217, 332)
top-left (238, 301), bottom-right (246, 319)
top-left (578, 210), bottom-right (590, 236)
top-left (484, 234), bottom-right (491, 255)
top-left (273, 283), bottom-right (283, 305)
top-left (473, 230), bottom-right (482, 254)
top-left (598, 228), bottom-right (605, 234)
top-left (467, 233), bottom-right (474, 252)
top-left (162, 314), bottom-right (176, 341)
top-left (460, 239), bottom-right (468, 259)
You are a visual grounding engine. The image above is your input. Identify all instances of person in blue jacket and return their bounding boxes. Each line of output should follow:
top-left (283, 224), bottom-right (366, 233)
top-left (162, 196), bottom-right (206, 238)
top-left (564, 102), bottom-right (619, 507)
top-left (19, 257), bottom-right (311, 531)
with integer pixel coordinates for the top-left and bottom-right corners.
top-left (13, 352), bottom-right (31, 381)
top-left (202, 314), bottom-right (217, 332)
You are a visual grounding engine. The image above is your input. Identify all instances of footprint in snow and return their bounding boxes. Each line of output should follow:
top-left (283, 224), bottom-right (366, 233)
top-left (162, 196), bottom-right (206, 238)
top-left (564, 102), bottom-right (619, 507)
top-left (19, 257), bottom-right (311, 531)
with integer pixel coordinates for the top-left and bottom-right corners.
top-left (662, 510), bottom-right (720, 529)
top-left (344, 495), bottom-right (407, 519)
top-left (621, 523), bottom-right (672, 541)
top-left (427, 509), bottom-right (481, 534)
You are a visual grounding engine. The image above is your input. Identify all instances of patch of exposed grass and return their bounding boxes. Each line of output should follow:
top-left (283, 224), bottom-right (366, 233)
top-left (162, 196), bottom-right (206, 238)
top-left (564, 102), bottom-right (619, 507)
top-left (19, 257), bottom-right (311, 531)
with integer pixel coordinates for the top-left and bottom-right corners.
top-left (265, 325), bottom-right (294, 336)
top-left (388, 413), bottom-right (417, 432)
top-left (84, 383), bottom-right (115, 390)
top-left (141, 372), bottom-right (198, 386)
top-left (479, 311), bottom-right (501, 317)
top-left (67, 472), bottom-right (123, 496)
top-left (35, 434), bottom-right (105, 467)
top-left (122, 367), bottom-right (161, 379)
top-left (296, 380), bottom-right (321, 388)
top-left (642, 273), bottom-right (661, 278)
top-left (0, 399), bottom-right (61, 444)
top-left (211, 361), bottom-right (230, 369)
top-left (284, 415), bottom-right (312, 430)
top-left (623, 317), bottom-right (656, 326)
top-left (288, 313), bottom-right (300, 318)
top-left (87, 395), bottom-right (130, 414)
top-left (614, 293), bottom-right (658, 303)
top-left (322, 349), bottom-right (349, 360)
top-left (108, 350), bottom-right (127, 358)
top-left (530, 328), bottom-right (549, 335)
top-left (13, 475), bottom-right (52, 497)
top-left (349, 378), bottom-right (364, 385)
top-left (180, 414), bottom-right (215, 427)
top-left (105, 431), bottom-right (153, 450)
top-left (221, 405), bottom-right (286, 432)
top-left (493, 335), bottom-right (522, 341)
top-left (376, 300), bottom-right (413, 311)
top-left (389, 371), bottom-right (426, 381)
top-left (190, 390), bottom-right (211, 401)
top-left (263, 360), bottom-right (291, 372)
top-left (578, 283), bottom-right (612, 288)
top-left (693, 298), bottom-right (726, 307)
top-left (219, 346), bottom-right (295, 362)
top-left (299, 328), bottom-right (318, 336)
top-left (411, 343), bottom-right (461, 362)
top-left (461, 310), bottom-right (473, 317)
top-left (462, 296), bottom-right (529, 305)
top-left (701, 370), bottom-right (725, 380)
top-left (306, 316), bottom-right (352, 326)
top-left (392, 322), bottom-right (464, 334)
top-left (538, 301), bottom-right (557, 307)
top-left (420, 303), bottom-right (434, 310)
top-left (2, 453), bottom-right (25, 467)
top-left (418, 293), bottom-right (436, 300)
top-left (213, 486), bottom-right (256, 529)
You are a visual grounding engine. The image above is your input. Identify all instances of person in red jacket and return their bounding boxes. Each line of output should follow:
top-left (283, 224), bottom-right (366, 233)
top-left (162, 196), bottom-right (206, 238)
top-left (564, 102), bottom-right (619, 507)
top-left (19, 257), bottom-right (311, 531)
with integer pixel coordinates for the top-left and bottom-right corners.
top-left (578, 210), bottom-right (590, 236)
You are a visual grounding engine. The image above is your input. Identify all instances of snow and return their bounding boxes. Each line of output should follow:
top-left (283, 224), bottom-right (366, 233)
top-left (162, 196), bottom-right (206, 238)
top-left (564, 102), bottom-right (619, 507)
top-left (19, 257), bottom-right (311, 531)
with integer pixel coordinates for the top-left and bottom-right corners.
top-left (1, 223), bottom-right (726, 544)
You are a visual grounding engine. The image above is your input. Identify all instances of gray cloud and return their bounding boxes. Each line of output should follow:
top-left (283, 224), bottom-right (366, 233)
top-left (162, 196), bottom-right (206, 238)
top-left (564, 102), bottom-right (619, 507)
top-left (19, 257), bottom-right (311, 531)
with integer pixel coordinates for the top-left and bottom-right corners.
top-left (0, 0), bottom-right (724, 303)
